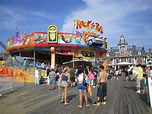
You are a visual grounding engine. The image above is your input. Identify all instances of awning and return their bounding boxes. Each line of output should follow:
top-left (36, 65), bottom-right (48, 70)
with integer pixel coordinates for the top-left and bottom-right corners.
top-left (63, 58), bottom-right (92, 67)
top-left (115, 62), bottom-right (134, 65)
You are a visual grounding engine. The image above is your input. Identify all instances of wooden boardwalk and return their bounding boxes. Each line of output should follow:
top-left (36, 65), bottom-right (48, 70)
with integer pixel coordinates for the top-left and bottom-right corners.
top-left (0, 76), bottom-right (152, 114)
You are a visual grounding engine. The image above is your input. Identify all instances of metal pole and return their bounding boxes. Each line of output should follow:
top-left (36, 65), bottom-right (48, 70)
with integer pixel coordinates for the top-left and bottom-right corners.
top-left (19, 51), bottom-right (21, 68)
top-left (2, 53), bottom-right (4, 61)
top-left (34, 49), bottom-right (35, 69)
top-left (73, 52), bottom-right (74, 67)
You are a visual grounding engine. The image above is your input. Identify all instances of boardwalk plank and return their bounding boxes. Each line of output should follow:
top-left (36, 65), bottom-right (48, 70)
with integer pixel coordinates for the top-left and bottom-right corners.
top-left (0, 76), bottom-right (152, 114)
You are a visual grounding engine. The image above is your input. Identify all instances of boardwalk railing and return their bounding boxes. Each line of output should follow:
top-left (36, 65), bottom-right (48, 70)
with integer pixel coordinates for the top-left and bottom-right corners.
top-left (0, 76), bottom-right (25, 95)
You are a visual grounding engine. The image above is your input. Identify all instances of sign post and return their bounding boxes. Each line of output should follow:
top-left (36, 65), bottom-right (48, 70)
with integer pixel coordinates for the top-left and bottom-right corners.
top-left (147, 77), bottom-right (152, 107)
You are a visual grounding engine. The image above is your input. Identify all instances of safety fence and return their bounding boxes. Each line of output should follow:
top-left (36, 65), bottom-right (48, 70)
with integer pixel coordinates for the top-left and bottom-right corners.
top-left (0, 76), bottom-right (25, 95)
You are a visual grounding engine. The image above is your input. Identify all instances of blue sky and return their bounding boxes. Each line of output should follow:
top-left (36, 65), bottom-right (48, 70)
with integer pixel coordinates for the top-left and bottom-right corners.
top-left (0, 0), bottom-right (152, 51)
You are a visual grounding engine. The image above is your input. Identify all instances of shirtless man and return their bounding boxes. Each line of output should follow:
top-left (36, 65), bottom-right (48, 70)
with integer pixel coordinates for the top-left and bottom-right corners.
top-left (93, 65), bottom-right (107, 105)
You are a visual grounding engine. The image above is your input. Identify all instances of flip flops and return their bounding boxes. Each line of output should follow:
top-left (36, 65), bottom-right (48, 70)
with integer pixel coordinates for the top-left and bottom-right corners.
top-left (78, 105), bottom-right (82, 108)
top-left (86, 104), bottom-right (90, 107)
top-left (64, 103), bottom-right (69, 106)
top-left (61, 101), bottom-right (64, 103)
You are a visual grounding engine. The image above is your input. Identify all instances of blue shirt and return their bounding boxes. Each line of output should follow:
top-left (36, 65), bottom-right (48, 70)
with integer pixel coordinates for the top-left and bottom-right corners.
top-left (62, 75), bottom-right (68, 81)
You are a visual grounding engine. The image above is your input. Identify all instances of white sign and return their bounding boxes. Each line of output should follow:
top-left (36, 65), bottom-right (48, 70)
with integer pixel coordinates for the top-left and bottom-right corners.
top-left (147, 77), bottom-right (152, 107)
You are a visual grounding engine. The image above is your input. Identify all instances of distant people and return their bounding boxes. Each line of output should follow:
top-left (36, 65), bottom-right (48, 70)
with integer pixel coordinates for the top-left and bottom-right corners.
top-left (34, 67), bottom-right (40, 85)
top-left (93, 68), bottom-right (98, 86)
top-left (23, 58), bottom-right (27, 71)
top-left (55, 72), bottom-right (60, 89)
top-left (143, 66), bottom-right (149, 77)
top-left (114, 68), bottom-right (119, 81)
top-left (56, 65), bottom-right (63, 74)
top-left (133, 64), bottom-right (143, 93)
top-left (141, 74), bottom-right (148, 94)
top-left (46, 66), bottom-right (51, 85)
top-left (125, 68), bottom-right (129, 81)
top-left (76, 67), bottom-right (89, 108)
top-left (88, 67), bottom-right (95, 86)
top-left (70, 67), bottom-right (76, 87)
top-left (128, 66), bottom-right (138, 81)
top-left (111, 68), bottom-right (115, 80)
top-left (93, 65), bottom-right (107, 105)
top-left (118, 68), bottom-right (122, 76)
top-left (60, 67), bottom-right (71, 105)
top-left (149, 66), bottom-right (152, 77)
top-left (46, 66), bottom-right (51, 77)
top-left (49, 68), bottom-right (56, 90)
top-left (41, 62), bottom-right (45, 69)
top-left (84, 66), bottom-right (89, 76)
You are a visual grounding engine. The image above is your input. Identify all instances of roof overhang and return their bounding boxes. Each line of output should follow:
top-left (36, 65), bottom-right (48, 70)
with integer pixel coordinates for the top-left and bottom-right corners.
top-left (115, 62), bottom-right (134, 65)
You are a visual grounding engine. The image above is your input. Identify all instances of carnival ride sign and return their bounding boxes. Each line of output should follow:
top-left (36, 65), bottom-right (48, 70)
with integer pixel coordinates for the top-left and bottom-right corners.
top-left (73, 20), bottom-right (108, 48)
top-left (74, 20), bottom-right (103, 34)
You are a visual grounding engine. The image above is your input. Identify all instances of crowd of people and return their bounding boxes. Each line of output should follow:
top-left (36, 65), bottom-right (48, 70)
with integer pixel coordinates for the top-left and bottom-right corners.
top-left (127, 64), bottom-right (152, 94)
top-left (107, 64), bottom-right (152, 94)
top-left (33, 63), bottom-right (152, 108)
top-left (34, 64), bottom-right (107, 108)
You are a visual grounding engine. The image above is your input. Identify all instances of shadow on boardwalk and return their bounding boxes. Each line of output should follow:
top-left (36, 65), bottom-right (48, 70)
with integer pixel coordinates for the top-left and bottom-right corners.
top-left (0, 76), bottom-right (152, 114)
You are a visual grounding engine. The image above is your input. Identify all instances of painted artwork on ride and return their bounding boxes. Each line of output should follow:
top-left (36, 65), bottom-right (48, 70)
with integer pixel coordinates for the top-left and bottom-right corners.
top-left (6, 20), bottom-right (107, 49)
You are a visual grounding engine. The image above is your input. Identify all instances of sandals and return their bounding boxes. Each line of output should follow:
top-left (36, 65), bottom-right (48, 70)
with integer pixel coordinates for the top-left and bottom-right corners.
top-left (86, 104), bottom-right (90, 107)
top-left (64, 103), bottom-right (69, 106)
top-left (78, 105), bottom-right (82, 108)
top-left (61, 100), bottom-right (69, 105)
top-left (61, 100), bottom-right (64, 103)
top-left (78, 104), bottom-right (89, 108)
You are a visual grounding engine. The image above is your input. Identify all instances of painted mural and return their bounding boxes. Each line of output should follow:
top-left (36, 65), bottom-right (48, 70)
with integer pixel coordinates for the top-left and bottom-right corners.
top-left (7, 20), bottom-right (108, 50)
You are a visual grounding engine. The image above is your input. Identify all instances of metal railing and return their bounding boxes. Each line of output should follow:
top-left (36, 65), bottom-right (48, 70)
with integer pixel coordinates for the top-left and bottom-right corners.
top-left (0, 76), bottom-right (25, 95)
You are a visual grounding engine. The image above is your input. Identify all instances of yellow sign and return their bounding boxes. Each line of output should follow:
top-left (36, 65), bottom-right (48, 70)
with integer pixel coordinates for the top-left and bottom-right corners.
top-left (48, 25), bottom-right (58, 43)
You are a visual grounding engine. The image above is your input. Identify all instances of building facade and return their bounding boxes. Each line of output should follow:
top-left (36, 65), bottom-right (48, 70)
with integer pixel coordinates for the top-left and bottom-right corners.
top-left (105, 35), bottom-right (152, 69)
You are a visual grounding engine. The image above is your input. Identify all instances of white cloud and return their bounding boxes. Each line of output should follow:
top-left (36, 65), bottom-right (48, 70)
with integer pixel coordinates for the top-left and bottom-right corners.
top-left (61, 0), bottom-right (152, 49)
top-left (0, 5), bottom-right (56, 30)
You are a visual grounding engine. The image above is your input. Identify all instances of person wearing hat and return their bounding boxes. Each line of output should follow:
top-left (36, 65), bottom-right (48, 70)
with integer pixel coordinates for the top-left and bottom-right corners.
top-left (128, 64), bottom-right (143, 93)
top-left (48, 68), bottom-right (56, 90)
top-left (128, 66), bottom-right (138, 81)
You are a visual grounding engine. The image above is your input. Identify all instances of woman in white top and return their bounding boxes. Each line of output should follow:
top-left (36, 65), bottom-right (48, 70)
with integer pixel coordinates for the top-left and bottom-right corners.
top-left (77, 67), bottom-right (89, 108)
